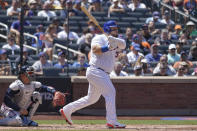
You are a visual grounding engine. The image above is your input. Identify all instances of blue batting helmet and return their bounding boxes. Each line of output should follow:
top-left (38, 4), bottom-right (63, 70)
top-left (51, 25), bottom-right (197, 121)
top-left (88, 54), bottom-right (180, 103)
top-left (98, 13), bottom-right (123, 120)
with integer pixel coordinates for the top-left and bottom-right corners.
top-left (103, 20), bottom-right (117, 33)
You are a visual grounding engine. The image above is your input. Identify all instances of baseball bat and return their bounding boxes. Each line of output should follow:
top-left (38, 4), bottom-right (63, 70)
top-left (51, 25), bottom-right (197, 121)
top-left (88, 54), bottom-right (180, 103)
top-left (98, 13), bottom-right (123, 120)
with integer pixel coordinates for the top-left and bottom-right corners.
top-left (81, 5), bottom-right (105, 33)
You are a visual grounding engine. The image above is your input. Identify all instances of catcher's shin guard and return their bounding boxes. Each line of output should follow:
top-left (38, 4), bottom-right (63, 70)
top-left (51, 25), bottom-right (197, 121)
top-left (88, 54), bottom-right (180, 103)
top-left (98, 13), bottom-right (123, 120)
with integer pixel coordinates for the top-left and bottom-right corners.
top-left (29, 92), bottom-right (42, 119)
top-left (0, 115), bottom-right (22, 126)
top-left (21, 116), bottom-right (38, 126)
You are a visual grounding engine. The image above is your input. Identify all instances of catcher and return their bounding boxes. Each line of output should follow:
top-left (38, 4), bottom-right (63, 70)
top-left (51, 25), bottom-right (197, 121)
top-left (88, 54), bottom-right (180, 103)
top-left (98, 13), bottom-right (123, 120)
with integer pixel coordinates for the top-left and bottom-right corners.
top-left (0, 66), bottom-right (66, 126)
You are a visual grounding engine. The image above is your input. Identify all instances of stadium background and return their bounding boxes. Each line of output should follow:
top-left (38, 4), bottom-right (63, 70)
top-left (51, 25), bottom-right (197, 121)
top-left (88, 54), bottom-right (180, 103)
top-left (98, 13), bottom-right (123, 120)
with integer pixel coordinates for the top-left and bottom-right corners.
top-left (0, 0), bottom-right (197, 116)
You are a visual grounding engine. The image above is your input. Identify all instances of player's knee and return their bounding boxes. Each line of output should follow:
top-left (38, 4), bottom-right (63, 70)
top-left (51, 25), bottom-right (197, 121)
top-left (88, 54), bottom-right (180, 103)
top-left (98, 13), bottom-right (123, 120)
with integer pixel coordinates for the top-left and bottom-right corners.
top-left (86, 95), bottom-right (100, 104)
top-left (32, 91), bottom-right (42, 104)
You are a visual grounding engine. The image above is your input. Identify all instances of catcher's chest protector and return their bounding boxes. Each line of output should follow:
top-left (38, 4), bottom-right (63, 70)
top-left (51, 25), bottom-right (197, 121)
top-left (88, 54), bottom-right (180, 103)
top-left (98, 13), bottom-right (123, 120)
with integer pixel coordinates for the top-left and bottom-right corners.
top-left (12, 81), bottom-right (37, 109)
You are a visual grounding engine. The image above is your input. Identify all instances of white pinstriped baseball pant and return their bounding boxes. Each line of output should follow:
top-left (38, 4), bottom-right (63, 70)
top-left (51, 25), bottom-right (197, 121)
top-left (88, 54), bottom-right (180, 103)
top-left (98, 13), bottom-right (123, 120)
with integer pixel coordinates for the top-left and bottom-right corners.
top-left (63, 66), bottom-right (117, 124)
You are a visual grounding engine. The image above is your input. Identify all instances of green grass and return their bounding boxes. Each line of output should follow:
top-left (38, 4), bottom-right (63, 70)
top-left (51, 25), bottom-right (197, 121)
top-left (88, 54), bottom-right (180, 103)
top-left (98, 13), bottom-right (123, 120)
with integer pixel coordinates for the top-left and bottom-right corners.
top-left (2, 120), bottom-right (197, 131)
top-left (35, 119), bottom-right (197, 125)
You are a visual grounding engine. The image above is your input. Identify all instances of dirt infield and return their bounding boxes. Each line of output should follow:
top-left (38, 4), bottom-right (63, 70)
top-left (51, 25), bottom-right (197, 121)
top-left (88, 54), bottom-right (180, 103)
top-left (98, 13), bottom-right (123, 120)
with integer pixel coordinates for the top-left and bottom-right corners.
top-left (1, 124), bottom-right (197, 131)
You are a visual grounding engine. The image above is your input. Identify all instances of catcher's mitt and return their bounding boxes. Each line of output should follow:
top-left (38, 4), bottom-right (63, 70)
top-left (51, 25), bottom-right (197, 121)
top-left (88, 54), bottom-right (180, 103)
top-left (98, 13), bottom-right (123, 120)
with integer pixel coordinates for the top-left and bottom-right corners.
top-left (52, 91), bottom-right (67, 107)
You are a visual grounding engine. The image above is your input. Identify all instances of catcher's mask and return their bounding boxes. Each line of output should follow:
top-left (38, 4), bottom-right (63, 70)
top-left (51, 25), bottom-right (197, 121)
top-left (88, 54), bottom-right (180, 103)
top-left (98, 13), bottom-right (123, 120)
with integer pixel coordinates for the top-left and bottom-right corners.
top-left (18, 66), bottom-right (35, 84)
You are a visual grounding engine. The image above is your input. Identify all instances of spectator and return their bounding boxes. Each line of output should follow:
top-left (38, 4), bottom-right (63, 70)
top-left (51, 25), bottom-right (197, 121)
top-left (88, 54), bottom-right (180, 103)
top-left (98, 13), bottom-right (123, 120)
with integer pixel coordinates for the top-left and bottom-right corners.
top-left (37, 2), bottom-right (56, 21)
top-left (54, 51), bottom-right (69, 68)
top-left (128, 0), bottom-right (146, 11)
top-left (73, 0), bottom-right (82, 13)
top-left (175, 41), bottom-right (184, 54)
top-left (78, 33), bottom-right (93, 58)
top-left (110, 62), bottom-right (128, 77)
top-left (145, 44), bottom-right (162, 63)
top-left (127, 43), bottom-right (144, 65)
top-left (10, 13), bottom-right (31, 44)
top-left (15, 48), bottom-right (33, 68)
top-left (77, 67), bottom-right (87, 76)
top-left (191, 67), bottom-right (197, 76)
top-left (141, 58), bottom-right (152, 75)
top-left (155, 29), bottom-right (171, 45)
top-left (132, 64), bottom-right (143, 76)
top-left (153, 63), bottom-right (169, 76)
top-left (173, 51), bottom-right (193, 69)
top-left (146, 11), bottom-right (161, 24)
top-left (7, 0), bottom-right (20, 16)
top-left (191, 39), bottom-right (197, 46)
top-left (52, 17), bottom-right (62, 33)
top-left (81, 0), bottom-right (89, 9)
top-left (188, 45), bottom-right (197, 61)
top-left (77, 28), bottom-right (91, 45)
top-left (60, 0), bottom-right (78, 18)
top-left (160, 10), bottom-right (175, 25)
top-left (148, 21), bottom-right (161, 36)
top-left (178, 33), bottom-right (188, 45)
top-left (46, 0), bottom-right (61, 9)
top-left (183, 0), bottom-right (197, 18)
top-left (117, 53), bottom-right (130, 72)
top-left (180, 61), bottom-right (190, 75)
top-left (26, 0), bottom-right (38, 17)
top-left (118, 0), bottom-right (129, 10)
top-left (57, 22), bottom-right (79, 41)
top-left (88, 0), bottom-right (103, 12)
top-left (32, 24), bottom-right (44, 48)
top-left (3, 34), bottom-right (20, 55)
top-left (72, 54), bottom-right (89, 68)
top-left (108, 0), bottom-right (125, 17)
top-left (135, 32), bottom-right (151, 55)
top-left (185, 21), bottom-right (197, 39)
top-left (167, 44), bottom-right (180, 65)
top-left (169, 24), bottom-right (182, 40)
top-left (153, 54), bottom-right (176, 75)
top-left (32, 52), bottom-right (53, 75)
top-left (174, 64), bottom-right (187, 77)
top-left (87, 20), bottom-right (101, 35)
top-left (161, 0), bottom-right (173, 15)
top-left (43, 24), bottom-right (57, 60)
top-left (141, 24), bottom-right (152, 42)
top-left (123, 27), bottom-right (133, 52)
top-left (0, 49), bottom-right (11, 76)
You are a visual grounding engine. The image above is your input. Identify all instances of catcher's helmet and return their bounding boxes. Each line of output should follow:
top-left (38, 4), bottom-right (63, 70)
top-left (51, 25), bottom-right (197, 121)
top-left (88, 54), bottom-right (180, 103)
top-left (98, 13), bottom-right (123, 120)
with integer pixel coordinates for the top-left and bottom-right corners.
top-left (18, 66), bottom-right (34, 75)
top-left (103, 20), bottom-right (117, 33)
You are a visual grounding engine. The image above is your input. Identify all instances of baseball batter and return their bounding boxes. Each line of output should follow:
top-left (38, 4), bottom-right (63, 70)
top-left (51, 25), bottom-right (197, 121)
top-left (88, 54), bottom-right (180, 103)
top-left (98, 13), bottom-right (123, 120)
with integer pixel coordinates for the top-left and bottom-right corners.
top-left (60, 20), bottom-right (126, 128)
top-left (0, 66), bottom-right (57, 126)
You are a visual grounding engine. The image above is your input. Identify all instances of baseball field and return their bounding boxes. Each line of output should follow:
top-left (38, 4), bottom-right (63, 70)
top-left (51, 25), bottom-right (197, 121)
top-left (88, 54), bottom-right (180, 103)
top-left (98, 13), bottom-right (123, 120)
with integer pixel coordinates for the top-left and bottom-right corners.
top-left (1, 115), bottom-right (197, 131)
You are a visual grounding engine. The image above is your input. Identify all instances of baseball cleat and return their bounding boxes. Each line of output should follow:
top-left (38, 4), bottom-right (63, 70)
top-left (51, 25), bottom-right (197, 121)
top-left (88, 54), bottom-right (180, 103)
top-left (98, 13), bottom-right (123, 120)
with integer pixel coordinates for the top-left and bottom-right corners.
top-left (60, 108), bottom-right (73, 125)
top-left (106, 122), bottom-right (126, 128)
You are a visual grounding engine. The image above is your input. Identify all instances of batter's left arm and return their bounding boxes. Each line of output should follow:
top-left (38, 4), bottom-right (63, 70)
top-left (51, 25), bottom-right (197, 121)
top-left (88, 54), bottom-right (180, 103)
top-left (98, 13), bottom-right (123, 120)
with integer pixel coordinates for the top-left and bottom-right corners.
top-left (108, 36), bottom-right (126, 50)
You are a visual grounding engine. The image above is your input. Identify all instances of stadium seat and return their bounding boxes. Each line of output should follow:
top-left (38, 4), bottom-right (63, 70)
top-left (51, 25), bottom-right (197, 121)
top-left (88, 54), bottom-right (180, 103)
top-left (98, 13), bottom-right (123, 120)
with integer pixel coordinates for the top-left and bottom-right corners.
top-left (30, 55), bottom-right (39, 61)
top-left (103, 17), bottom-right (119, 22)
top-left (0, 15), bottom-right (10, 24)
top-left (158, 45), bottom-right (168, 54)
top-left (0, 43), bottom-right (7, 48)
top-left (53, 38), bottom-right (68, 46)
top-left (43, 67), bottom-right (63, 76)
top-left (91, 12), bottom-right (107, 17)
top-left (24, 26), bottom-right (37, 34)
top-left (120, 17), bottom-right (138, 23)
top-left (8, 55), bottom-right (19, 61)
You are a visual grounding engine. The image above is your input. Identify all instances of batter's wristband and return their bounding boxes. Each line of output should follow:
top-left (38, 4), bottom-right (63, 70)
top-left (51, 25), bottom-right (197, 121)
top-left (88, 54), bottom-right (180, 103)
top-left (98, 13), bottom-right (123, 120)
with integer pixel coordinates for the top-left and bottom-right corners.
top-left (101, 46), bottom-right (109, 52)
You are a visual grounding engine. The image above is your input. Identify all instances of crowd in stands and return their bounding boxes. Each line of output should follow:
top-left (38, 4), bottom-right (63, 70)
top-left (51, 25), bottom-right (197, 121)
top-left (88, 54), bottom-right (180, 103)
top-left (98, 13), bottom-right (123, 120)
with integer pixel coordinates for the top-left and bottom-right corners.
top-left (0, 0), bottom-right (196, 77)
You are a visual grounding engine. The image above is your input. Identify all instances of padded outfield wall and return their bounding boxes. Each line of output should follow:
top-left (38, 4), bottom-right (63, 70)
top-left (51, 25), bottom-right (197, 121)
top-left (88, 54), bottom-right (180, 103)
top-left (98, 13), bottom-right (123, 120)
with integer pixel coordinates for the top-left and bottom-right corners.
top-left (1, 76), bottom-right (197, 115)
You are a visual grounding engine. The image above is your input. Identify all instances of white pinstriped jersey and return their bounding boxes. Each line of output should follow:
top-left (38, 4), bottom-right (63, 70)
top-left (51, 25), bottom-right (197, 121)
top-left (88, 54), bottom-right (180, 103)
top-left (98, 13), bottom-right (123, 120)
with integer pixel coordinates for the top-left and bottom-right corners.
top-left (89, 34), bottom-right (117, 73)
